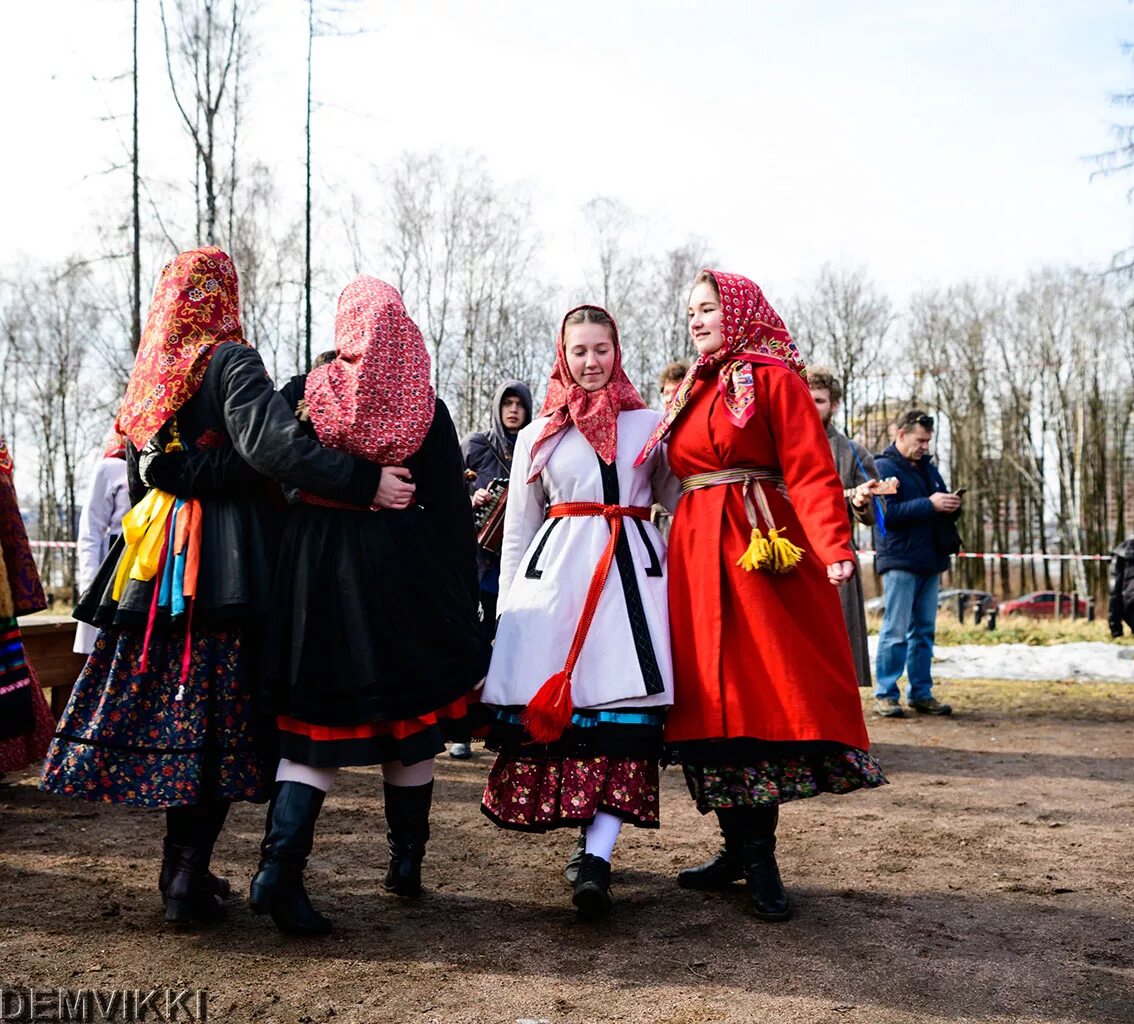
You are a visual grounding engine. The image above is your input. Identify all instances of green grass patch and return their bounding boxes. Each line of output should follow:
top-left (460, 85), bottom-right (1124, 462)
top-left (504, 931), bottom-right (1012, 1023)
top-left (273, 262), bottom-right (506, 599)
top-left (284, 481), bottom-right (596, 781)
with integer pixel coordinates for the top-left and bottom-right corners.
top-left (867, 612), bottom-right (1134, 646)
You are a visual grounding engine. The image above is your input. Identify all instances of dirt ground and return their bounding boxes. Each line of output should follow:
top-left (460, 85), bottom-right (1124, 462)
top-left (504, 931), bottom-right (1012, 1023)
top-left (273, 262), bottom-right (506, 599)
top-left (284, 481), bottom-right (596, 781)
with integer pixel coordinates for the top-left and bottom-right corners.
top-left (2, 680), bottom-right (1132, 1024)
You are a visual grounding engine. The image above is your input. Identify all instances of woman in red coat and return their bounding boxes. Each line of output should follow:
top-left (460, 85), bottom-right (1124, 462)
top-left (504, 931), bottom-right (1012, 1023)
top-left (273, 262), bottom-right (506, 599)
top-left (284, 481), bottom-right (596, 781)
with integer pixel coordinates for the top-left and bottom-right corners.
top-left (636, 270), bottom-right (885, 921)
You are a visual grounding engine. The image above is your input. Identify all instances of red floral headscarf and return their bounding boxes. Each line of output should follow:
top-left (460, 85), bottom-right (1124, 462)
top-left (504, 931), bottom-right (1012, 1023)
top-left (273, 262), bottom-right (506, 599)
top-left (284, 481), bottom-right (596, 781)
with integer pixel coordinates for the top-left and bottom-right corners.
top-left (528, 305), bottom-right (647, 482)
top-left (304, 276), bottom-right (436, 464)
top-left (102, 428), bottom-right (127, 460)
top-left (116, 246), bottom-right (248, 450)
top-left (635, 270), bottom-right (805, 466)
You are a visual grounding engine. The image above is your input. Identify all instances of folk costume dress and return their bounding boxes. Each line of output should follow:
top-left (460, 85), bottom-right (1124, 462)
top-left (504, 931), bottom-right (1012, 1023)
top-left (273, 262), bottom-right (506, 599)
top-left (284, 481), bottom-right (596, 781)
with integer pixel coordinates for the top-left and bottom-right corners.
top-left (636, 272), bottom-right (885, 813)
top-left (249, 278), bottom-right (490, 934)
top-left (262, 277), bottom-right (490, 768)
top-left (0, 438), bottom-right (55, 775)
top-left (41, 247), bottom-right (383, 811)
top-left (481, 307), bottom-right (680, 834)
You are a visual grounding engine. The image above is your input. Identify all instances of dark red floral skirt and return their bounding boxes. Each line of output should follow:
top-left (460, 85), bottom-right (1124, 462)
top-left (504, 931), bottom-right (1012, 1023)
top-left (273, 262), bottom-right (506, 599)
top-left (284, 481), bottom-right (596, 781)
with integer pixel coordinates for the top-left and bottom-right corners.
top-left (682, 747), bottom-right (887, 814)
top-left (40, 626), bottom-right (267, 808)
top-left (481, 752), bottom-right (660, 832)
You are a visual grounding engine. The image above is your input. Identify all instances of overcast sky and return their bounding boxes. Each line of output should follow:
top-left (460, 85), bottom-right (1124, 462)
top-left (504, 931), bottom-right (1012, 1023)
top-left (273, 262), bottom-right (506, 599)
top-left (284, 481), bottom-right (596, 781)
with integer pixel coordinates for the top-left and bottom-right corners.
top-left (3, 0), bottom-right (1134, 305)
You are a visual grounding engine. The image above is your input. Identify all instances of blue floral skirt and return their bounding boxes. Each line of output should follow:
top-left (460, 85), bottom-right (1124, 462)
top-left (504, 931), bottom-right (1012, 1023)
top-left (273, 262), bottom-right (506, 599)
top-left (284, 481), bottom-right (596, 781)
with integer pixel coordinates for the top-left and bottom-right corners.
top-left (40, 625), bottom-right (267, 808)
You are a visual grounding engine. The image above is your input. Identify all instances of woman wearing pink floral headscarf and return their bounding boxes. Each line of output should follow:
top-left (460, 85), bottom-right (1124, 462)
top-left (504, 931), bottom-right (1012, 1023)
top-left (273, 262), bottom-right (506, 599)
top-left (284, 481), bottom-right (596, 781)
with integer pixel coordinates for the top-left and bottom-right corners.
top-left (252, 277), bottom-right (489, 936)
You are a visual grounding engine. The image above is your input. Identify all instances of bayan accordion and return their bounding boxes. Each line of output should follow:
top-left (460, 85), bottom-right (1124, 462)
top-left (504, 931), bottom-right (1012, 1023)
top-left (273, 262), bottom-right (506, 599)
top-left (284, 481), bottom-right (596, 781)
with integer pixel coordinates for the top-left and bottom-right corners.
top-left (473, 478), bottom-right (509, 555)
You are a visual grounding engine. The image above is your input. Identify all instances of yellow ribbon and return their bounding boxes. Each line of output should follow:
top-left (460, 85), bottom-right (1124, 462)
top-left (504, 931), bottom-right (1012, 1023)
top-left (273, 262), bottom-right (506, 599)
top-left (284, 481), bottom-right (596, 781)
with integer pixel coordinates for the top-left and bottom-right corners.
top-left (112, 488), bottom-right (176, 600)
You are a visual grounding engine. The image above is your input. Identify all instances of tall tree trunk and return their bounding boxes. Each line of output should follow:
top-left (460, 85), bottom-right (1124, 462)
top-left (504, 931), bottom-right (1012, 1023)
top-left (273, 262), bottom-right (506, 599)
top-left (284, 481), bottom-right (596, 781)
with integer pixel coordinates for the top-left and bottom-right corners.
top-left (304, 0), bottom-right (314, 370)
top-left (131, 0), bottom-right (141, 353)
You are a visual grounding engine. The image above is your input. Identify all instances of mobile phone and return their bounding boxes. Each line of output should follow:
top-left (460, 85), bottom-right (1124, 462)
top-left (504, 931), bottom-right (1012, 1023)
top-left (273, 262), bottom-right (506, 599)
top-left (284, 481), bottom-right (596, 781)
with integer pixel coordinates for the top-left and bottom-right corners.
top-left (953, 487), bottom-right (967, 497)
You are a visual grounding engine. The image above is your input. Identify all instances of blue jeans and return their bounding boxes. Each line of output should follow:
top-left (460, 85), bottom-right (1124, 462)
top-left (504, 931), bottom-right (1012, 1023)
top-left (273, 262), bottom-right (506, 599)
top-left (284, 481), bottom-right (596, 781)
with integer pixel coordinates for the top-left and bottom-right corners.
top-left (874, 570), bottom-right (940, 703)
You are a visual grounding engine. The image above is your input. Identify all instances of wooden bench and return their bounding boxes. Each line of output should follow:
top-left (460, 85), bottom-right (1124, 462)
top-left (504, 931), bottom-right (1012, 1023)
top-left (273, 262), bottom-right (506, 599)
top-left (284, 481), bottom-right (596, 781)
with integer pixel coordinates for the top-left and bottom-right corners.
top-left (17, 614), bottom-right (86, 717)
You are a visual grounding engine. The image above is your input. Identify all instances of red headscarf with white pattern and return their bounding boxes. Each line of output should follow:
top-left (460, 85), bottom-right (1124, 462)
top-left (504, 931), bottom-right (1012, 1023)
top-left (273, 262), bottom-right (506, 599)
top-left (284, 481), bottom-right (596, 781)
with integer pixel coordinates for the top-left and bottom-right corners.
top-left (116, 246), bottom-right (248, 450)
top-left (634, 270), bottom-right (805, 466)
top-left (528, 305), bottom-right (647, 482)
top-left (304, 276), bottom-right (435, 463)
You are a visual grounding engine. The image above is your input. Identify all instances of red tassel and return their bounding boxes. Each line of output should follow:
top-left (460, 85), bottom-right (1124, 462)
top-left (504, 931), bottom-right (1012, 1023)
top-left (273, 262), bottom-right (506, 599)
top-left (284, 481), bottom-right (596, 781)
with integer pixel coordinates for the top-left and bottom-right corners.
top-left (520, 671), bottom-right (573, 743)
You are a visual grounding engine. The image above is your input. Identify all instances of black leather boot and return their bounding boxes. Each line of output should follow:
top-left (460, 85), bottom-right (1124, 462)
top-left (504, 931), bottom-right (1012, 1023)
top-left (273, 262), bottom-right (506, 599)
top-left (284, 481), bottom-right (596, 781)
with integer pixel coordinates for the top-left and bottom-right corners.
top-left (676, 807), bottom-right (747, 891)
top-left (160, 802), bottom-right (232, 905)
top-left (383, 780), bottom-right (432, 899)
top-left (164, 843), bottom-right (226, 925)
top-left (571, 853), bottom-right (613, 919)
top-left (249, 782), bottom-right (332, 936)
top-left (563, 828), bottom-right (586, 886)
top-left (742, 806), bottom-right (792, 922)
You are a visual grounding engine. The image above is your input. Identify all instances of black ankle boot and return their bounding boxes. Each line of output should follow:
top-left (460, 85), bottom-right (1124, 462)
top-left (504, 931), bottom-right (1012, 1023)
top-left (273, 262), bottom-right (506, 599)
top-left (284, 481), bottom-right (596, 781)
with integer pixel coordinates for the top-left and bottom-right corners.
top-left (383, 781), bottom-right (432, 899)
top-left (249, 782), bottom-right (332, 936)
top-left (742, 806), bottom-right (791, 922)
top-left (563, 829), bottom-right (586, 886)
top-left (572, 853), bottom-right (613, 919)
top-left (164, 843), bottom-right (226, 925)
top-left (160, 802), bottom-right (232, 906)
top-left (677, 808), bottom-right (747, 891)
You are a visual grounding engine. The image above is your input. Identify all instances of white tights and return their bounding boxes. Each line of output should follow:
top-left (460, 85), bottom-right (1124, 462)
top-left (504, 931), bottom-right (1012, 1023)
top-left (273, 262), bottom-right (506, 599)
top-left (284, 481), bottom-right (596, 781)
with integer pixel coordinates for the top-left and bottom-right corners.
top-left (275, 757), bottom-right (435, 792)
top-left (583, 810), bottom-right (623, 863)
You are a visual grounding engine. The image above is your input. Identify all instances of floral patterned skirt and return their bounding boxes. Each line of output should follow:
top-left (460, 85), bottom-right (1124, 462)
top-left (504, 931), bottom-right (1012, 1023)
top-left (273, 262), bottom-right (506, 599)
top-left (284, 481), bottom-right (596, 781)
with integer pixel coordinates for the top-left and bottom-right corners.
top-left (482, 752), bottom-right (660, 832)
top-left (40, 626), bottom-right (267, 808)
top-left (682, 747), bottom-right (887, 814)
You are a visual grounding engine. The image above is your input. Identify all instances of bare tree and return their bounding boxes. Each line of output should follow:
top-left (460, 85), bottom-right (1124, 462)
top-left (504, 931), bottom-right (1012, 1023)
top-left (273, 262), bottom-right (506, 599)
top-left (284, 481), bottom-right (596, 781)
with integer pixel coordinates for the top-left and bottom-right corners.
top-left (159, 0), bottom-right (250, 245)
top-left (0, 263), bottom-right (112, 592)
top-left (792, 264), bottom-right (894, 438)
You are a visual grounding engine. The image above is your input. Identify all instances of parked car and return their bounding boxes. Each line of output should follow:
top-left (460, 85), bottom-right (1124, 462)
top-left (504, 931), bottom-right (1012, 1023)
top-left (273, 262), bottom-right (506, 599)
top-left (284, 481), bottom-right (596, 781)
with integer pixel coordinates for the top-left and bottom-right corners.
top-left (863, 588), bottom-right (997, 623)
top-left (938, 588), bottom-right (997, 623)
top-left (998, 590), bottom-right (1091, 619)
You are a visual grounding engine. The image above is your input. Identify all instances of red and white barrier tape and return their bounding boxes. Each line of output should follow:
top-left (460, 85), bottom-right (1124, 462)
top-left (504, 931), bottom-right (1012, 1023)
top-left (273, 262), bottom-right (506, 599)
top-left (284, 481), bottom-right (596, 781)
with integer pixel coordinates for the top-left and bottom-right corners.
top-left (28, 540), bottom-right (78, 549)
top-left (858, 550), bottom-right (1110, 562)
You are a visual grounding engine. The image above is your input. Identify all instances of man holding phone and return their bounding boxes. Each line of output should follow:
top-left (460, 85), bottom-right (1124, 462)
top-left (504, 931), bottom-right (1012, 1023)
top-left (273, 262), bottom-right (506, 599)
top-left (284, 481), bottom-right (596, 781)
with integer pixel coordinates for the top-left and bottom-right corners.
top-left (872, 410), bottom-right (962, 717)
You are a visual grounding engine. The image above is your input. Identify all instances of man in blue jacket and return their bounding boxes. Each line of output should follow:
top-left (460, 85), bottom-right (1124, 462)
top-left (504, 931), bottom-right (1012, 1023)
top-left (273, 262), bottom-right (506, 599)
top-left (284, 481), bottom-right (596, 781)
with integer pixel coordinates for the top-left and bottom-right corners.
top-left (873, 410), bottom-right (961, 717)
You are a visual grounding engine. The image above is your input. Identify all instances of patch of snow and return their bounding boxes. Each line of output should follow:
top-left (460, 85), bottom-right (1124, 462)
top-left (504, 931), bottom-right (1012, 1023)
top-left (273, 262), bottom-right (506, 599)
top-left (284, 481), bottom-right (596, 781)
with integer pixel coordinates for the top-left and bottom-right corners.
top-left (865, 637), bottom-right (1134, 682)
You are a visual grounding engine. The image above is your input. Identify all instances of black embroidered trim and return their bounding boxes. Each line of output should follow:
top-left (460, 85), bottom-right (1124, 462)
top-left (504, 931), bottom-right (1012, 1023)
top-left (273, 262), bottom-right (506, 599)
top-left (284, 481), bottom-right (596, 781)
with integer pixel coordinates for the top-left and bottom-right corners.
top-left (598, 459), bottom-right (665, 695)
top-left (524, 518), bottom-right (561, 579)
top-left (632, 519), bottom-right (663, 577)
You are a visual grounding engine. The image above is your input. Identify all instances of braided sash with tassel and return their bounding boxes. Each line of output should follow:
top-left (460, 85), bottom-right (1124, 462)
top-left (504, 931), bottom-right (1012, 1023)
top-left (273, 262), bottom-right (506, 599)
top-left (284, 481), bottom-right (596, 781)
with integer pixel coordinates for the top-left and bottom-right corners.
top-left (680, 468), bottom-right (805, 574)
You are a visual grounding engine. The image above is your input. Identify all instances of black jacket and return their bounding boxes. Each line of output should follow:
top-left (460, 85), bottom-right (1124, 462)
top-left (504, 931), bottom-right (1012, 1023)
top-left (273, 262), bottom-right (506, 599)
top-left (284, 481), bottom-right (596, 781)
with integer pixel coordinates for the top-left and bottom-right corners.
top-left (1108, 539), bottom-right (1134, 637)
top-left (873, 443), bottom-right (960, 576)
top-left (78, 344), bottom-right (382, 628)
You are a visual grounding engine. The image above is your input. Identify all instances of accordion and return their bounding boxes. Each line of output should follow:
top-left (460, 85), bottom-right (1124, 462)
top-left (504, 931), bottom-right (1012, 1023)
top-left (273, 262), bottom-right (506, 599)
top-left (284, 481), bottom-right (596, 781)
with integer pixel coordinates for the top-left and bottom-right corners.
top-left (473, 478), bottom-right (509, 555)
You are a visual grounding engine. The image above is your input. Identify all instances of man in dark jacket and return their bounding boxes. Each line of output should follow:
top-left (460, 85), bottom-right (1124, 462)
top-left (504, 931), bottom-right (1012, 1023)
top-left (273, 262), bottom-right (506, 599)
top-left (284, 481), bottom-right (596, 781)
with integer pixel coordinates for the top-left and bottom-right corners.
top-left (1108, 539), bottom-right (1134, 637)
top-left (448, 379), bottom-right (533, 758)
top-left (872, 410), bottom-right (961, 718)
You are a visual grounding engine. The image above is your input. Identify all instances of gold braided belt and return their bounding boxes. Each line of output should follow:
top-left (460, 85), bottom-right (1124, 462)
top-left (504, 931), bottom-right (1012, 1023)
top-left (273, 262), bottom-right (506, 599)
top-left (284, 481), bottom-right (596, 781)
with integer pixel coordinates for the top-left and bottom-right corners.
top-left (680, 468), bottom-right (804, 574)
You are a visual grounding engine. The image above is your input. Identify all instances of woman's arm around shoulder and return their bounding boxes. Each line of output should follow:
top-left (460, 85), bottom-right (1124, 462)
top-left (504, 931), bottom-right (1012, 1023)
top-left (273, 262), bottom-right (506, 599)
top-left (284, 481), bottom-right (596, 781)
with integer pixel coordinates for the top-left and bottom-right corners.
top-left (214, 344), bottom-right (381, 505)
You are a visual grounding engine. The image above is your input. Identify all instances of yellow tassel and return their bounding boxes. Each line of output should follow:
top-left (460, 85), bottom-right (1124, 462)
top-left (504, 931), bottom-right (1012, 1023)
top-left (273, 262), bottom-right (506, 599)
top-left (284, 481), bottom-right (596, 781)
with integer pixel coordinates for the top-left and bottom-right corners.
top-left (768, 528), bottom-right (805, 574)
top-left (736, 527), bottom-right (772, 572)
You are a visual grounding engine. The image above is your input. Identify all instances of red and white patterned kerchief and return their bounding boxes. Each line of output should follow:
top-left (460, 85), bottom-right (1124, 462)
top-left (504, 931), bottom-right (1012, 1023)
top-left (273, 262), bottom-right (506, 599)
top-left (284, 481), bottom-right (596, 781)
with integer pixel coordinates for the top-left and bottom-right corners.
top-left (635, 270), bottom-right (804, 467)
top-left (528, 305), bottom-right (647, 482)
top-left (305, 277), bottom-right (435, 463)
top-left (116, 247), bottom-right (248, 450)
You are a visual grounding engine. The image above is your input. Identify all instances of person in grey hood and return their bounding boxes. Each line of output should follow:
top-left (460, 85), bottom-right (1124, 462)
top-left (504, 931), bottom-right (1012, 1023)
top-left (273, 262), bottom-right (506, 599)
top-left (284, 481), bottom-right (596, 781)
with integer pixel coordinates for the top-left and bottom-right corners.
top-left (450, 379), bottom-right (533, 757)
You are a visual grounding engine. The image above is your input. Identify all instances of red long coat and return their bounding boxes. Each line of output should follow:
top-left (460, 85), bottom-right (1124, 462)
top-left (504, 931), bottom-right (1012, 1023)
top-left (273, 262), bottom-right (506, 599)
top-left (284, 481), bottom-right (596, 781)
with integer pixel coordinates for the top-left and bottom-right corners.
top-left (665, 363), bottom-right (871, 751)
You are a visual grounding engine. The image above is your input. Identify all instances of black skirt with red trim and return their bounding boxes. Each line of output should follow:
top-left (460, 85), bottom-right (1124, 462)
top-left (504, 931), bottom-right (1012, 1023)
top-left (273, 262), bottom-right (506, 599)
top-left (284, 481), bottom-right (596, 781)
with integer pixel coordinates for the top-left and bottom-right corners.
top-left (277, 693), bottom-right (479, 768)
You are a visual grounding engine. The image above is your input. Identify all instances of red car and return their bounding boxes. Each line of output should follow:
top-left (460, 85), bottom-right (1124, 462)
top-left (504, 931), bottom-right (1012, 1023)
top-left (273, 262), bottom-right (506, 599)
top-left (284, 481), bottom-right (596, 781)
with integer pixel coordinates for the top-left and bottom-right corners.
top-left (998, 590), bottom-right (1091, 618)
